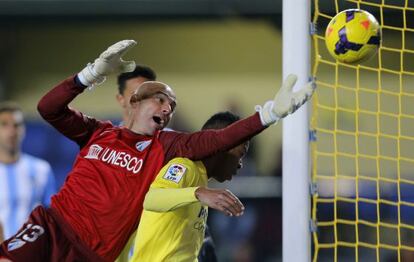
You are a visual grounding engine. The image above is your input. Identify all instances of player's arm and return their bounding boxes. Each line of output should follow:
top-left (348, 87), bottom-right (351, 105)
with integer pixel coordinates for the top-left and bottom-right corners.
top-left (37, 75), bottom-right (97, 145)
top-left (144, 159), bottom-right (244, 216)
top-left (160, 75), bottom-right (316, 161)
top-left (160, 114), bottom-right (263, 161)
top-left (143, 158), bottom-right (198, 211)
top-left (37, 40), bottom-right (136, 145)
top-left (144, 187), bottom-right (244, 217)
top-left (194, 187), bottom-right (244, 217)
top-left (144, 187), bottom-right (199, 212)
top-left (143, 158), bottom-right (238, 215)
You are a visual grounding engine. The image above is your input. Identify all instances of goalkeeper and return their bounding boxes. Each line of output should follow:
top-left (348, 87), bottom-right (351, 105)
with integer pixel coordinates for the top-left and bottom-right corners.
top-left (0, 40), bottom-right (315, 262)
top-left (129, 111), bottom-right (249, 261)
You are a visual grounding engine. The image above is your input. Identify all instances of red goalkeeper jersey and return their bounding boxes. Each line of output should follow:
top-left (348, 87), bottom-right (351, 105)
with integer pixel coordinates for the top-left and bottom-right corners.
top-left (37, 76), bottom-right (265, 261)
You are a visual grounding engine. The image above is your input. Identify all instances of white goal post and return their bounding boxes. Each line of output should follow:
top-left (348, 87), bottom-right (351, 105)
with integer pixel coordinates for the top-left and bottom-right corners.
top-left (282, 0), bottom-right (311, 261)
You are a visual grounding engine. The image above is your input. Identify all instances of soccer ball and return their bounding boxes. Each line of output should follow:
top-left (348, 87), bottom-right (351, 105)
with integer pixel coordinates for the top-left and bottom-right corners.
top-left (325, 9), bottom-right (381, 63)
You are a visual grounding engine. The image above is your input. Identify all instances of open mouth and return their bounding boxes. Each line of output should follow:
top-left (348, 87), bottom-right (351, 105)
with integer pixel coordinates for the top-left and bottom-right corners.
top-left (152, 116), bottom-right (163, 126)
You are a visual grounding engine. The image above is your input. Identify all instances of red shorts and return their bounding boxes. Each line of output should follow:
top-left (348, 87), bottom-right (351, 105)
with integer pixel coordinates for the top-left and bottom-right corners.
top-left (0, 206), bottom-right (103, 262)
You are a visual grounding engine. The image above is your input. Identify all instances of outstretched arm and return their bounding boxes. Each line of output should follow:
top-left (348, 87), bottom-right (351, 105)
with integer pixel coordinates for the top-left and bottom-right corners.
top-left (255, 74), bottom-right (315, 126)
top-left (37, 40), bottom-right (137, 146)
top-left (161, 75), bottom-right (316, 162)
top-left (78, 40), bottom-right (136, 88)
top-left (160, 113), bottom-right (264, 162)
top-left (37, 76), bottom-right (100, 146)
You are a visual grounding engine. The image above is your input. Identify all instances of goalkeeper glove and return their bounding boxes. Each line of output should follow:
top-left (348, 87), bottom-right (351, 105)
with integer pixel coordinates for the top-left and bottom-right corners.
top-left (255, 74), bottom-right (316, 126)
top-left (78, 40), bottom-right (137, 88)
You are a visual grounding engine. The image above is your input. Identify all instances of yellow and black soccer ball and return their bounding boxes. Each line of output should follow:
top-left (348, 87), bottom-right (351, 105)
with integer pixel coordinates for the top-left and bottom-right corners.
top-left (325, 9), bottom-right (381, 63)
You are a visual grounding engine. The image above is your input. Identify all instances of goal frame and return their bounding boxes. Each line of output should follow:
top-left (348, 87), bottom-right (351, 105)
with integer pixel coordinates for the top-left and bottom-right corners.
top-left (282, 0), bottom-right (312, 261)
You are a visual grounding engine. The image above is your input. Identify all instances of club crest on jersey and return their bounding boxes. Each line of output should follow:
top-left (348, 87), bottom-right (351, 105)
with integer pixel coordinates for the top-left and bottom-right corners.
top-left (84, 144), bottom-right (103, 160)
top-left (8, 238), bottom-right (26, 251)
top-left (136, 140), bottom-right (152, 152)
top-left (163, 164), bottom-right (186, 183)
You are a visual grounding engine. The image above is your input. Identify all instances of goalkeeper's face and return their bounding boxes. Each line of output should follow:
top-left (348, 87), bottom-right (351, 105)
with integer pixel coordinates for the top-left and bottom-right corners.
top-left (0, 111), bottom-right (25, 155)
top-left (129, 83), bottom-right (176, 135)
top-left (213, 141), bottom-right (249, 182)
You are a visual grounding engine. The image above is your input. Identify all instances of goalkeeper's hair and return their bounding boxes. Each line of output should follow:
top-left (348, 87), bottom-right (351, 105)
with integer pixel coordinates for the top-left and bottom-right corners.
top-left (0, 101), bottom-right (23, 115)
top-left (117, 65), bottom-right (157, 95)
top-left (202, 111), bottom-right (240, 130)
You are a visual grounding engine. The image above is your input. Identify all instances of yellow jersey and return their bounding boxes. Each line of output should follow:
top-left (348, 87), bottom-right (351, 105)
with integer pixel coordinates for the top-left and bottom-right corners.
top-left (130, 157), bottom-right (208, 262)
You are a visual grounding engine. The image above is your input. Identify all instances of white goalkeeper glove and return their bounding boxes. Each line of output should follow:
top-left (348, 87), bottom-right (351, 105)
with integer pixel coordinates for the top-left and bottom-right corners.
top-left (255, 74), bottom-right (316, 126)
top-left (78, 40), bottom-right (137, 88)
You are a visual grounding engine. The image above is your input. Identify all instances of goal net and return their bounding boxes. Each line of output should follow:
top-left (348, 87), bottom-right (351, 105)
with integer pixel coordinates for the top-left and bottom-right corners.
top-left (311, 0), bottom-right (414, 261)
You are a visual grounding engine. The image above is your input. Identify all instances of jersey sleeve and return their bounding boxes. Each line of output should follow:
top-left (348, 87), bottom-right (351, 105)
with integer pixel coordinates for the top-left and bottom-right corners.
top-left (143, 158), bottom-right (199, 212)
top-left (159, 113), bottom-right (265, 162)
top-left (37, 75), bottom-right (107, 147)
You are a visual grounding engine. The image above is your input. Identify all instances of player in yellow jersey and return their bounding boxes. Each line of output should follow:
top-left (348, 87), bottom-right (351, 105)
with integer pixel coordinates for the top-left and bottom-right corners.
top-left (130, 111), bottom-right (248, 261)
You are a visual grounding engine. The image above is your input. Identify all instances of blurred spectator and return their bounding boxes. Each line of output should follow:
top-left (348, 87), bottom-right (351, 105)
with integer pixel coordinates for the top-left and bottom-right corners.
top-left (0, 102), bottom-right (56, 240)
